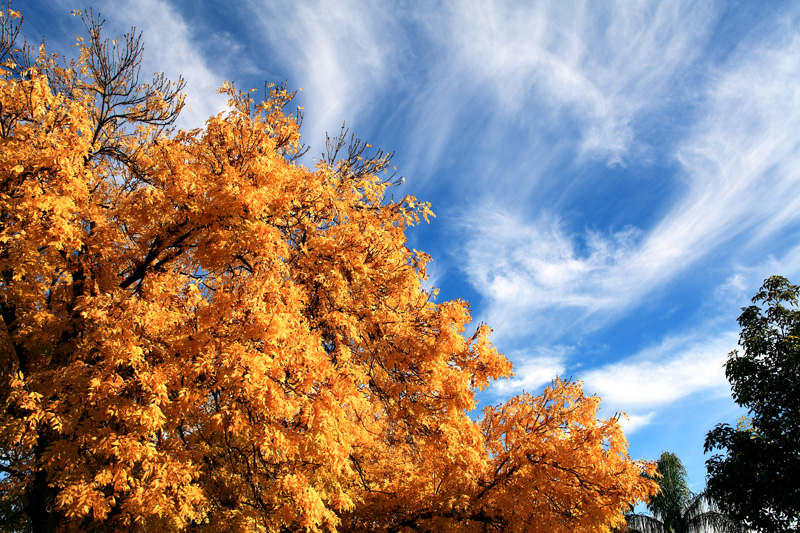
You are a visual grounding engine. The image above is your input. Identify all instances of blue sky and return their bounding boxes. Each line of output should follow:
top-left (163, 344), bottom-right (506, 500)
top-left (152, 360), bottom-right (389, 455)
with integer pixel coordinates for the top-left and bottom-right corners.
top-left (25, 0), bottom-right (800, 493)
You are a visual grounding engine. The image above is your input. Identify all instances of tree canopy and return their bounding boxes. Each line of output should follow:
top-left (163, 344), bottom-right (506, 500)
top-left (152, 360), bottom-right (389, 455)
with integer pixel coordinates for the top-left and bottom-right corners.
top-left (625, 452), bottom-right (743, 533)
top-left (705, 275), bottom-right (800, 532)
top-left (0, 7), bottom-right (657, 532)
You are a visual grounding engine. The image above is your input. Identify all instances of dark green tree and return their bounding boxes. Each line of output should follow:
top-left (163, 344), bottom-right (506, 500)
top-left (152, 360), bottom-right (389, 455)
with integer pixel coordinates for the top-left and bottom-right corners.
top-left (705, 275), bottom-right (800, 532)
top-left (626, 452), bottom-right (743, 533)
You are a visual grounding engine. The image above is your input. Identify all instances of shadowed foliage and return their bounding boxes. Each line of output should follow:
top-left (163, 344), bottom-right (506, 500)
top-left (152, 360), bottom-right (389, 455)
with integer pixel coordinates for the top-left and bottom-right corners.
top-left (705, 275), bottom-right (800, 532)
top-left (626, 452), bottom-right (744, 533)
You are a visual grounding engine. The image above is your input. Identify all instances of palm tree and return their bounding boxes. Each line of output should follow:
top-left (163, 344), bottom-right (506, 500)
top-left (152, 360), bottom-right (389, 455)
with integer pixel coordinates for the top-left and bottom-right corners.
top-left (626, 452), bottom-right (745, 533)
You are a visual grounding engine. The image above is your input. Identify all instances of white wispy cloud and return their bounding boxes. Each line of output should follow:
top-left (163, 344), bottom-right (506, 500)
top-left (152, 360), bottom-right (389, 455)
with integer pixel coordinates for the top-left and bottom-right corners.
top-left (485, 327), bottom-right (736, 433)
top-left (490, 346), bottom-right (570, 396)
top-left (671, 32), bottom-right (800, 251)
top-left (459, 19), bottom-right (800, 339)
top-left (482, 240), bottom-right (800, 429)
top-left (618, 412), bottom-right (656, 435)
top-left (413, 0), bottom-right (716, 167)
top-left (581, 331), bottom-right (736, 411)
top-left (243, 0), bottom-right (407, 152)
top-left (459, 206), bottom-right (640, 339)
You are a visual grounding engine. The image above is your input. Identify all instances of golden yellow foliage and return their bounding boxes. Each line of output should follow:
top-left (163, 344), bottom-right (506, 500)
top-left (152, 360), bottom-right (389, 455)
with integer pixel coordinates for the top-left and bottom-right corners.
top-left (0, 8), bottom-right (657, 532)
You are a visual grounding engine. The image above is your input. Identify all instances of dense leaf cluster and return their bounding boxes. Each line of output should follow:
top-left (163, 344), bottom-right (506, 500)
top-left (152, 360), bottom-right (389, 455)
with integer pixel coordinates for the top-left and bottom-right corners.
top-left (0, 6), bottom-right (657, 532)
top-left (705, 275), bottom-right (800, 532)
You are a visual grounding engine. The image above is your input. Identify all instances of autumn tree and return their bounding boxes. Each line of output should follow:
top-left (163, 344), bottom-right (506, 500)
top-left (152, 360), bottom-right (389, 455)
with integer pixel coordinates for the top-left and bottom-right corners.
top-left (0, 7), bottom-right (657, 532)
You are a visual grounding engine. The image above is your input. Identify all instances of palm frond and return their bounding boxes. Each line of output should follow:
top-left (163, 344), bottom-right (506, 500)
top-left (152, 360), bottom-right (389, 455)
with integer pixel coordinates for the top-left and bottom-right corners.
top-left (626, 513), bottom-right (668, 533)
top-left (628, 453), bottom-right (749, 533)
top-left (684, 492), bottom-right (748, 533)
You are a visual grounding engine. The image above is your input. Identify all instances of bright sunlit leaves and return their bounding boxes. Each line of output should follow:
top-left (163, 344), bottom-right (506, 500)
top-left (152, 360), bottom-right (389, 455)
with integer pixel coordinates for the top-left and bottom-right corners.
top-left (0, 7), bottom-right (657, 532)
